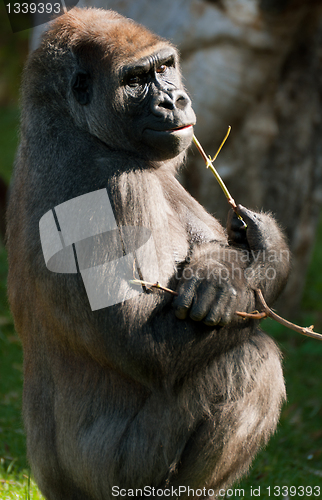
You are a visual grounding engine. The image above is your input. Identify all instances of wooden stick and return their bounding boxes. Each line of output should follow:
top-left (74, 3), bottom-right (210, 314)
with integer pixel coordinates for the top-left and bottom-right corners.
top-left (192, 130), bottom-right (237, 210)
top-left (130, 281), bottom-right (322, 341)
top-left (192, 129), bottom-right (246, 226)
top-left (129, 279), bottom-right (178, 296)
top-left (236, 288), bottom-right (322, 341)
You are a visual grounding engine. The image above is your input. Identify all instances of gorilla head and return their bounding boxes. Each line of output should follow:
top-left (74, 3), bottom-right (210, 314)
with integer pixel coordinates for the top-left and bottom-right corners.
top-left (32, 9), bottom-right (195, 161)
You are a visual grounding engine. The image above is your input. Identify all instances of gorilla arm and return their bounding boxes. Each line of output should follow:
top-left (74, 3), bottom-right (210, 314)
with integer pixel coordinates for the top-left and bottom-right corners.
top-left (173, 202), bottom-right (290, 326)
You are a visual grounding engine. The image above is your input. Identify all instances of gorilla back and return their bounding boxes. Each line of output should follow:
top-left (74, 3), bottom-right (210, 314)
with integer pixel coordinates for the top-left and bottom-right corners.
top-left (7, 8), bottom-right (289, 500)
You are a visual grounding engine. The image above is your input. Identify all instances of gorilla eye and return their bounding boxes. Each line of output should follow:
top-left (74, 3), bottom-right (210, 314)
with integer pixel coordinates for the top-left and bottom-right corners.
top-left (128, 76), bottom-right (141, 87)
top-left (156, 65), bottom-right (167, 74)
top-left (127, 73), bottom-right (147, 88)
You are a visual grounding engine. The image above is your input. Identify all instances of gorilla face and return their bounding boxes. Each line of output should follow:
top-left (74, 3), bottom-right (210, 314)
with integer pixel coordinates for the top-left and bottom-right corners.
top-left (120, 47), bottom-right (196, 160)
top-left (71, 45), bottom-right (196, 161)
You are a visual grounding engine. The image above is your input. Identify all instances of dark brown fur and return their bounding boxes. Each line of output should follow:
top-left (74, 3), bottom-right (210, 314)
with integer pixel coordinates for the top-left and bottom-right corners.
top-left (7, 8), bottom-right (289, 500)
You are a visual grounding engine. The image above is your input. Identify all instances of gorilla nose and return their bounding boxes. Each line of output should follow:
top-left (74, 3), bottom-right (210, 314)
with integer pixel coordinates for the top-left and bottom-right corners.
top-left (152, 90), bottom-right (191, 116)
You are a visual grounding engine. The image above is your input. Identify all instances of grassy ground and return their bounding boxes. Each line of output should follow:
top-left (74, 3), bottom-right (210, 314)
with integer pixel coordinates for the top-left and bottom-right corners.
top-left (0, 105), bottom-right (322, 499)
top-left (0, 107), bottom-right (44, 499)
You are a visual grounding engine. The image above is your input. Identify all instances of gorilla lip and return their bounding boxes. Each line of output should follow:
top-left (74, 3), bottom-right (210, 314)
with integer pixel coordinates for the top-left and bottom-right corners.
top-left (148, 124), bottom-right (194, 134)
top-left (168, 124), bottom-right (194, 133)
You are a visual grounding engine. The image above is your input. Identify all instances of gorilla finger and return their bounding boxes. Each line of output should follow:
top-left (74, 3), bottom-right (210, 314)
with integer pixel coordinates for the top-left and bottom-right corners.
top-left (173, 277), bottom-right (198, 319)
top-left (203, 286), bottom-right (236, 326)
top-left (227, 210), bottom-right (247, 232)
top-left (227, 210), bottom-right (247, 245)
top-left (217, 289), bottom-right (238, 326)
top-left (236, 205), bottom-right (262, 227)
top-left (228, 230), bottom-right (247, 246)
top-left (236, 205), bottom-right (267, 250)
top-left (203, 308), bottom-right (222, 326)
top-left (189, 283), bottom-right (217, 322)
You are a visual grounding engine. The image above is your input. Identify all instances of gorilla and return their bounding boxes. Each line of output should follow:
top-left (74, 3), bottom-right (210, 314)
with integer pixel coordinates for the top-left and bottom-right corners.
top-left (6, 8), bottom-right (290, 500)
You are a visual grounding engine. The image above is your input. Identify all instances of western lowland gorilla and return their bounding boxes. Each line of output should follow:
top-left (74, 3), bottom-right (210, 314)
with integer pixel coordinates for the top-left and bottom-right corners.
top-left (7, 7), bottom-right (290, 500)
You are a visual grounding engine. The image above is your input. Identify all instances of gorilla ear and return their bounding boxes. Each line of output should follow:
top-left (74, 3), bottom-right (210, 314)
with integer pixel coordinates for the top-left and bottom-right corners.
top-left (72, 71), bottom-right (92, 105)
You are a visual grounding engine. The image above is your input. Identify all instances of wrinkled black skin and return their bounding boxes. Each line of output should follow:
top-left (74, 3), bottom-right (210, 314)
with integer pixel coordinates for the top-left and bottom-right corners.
top-left (6, 8), bottom-right (290, 500)
top-left (71, 43), bottom-right (196, 163)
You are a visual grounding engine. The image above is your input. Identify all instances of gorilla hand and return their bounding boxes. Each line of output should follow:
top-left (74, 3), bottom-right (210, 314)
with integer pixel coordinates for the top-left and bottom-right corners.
top-left (227, 205), bottom-right (283, 252)
top-left (174, 205), bottom-right (290, 325)
top-left (172, 245), bottom-right (254, 326)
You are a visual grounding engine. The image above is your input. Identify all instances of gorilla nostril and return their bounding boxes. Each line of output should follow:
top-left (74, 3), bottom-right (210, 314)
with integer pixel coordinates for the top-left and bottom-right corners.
top-left (153, 91), bottom-right (190, 115)
top-left (159, 99), bottom-right (175, 111)
top-left (175, 91), bottom-right (190, 111)
top-left (176, 96), bottom-right (189, 110)
top-left (151, 93), bottom-right (175, 116)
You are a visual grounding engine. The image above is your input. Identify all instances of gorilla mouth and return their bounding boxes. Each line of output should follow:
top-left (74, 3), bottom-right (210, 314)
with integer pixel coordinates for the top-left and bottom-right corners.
top-left (142, 125), bottom-right (194, 159)
top-left (167, 124), bottom-right (194, 133)
top-left (145, 124), bottom-right (194, 135)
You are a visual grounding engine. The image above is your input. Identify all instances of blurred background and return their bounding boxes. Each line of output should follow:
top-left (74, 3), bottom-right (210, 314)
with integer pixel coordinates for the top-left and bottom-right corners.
top-left (1, 1), bottom-right (322, 498)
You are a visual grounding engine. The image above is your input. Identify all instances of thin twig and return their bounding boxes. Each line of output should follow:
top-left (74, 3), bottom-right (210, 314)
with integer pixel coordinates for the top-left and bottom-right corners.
top-left (130, 279), bottom-right (322, 341)
top-left (192, 130), bottom-right (246, 227)
top-left (129, 279), bottom-right (178, 296)
top-left (236, 288), bottom-right (322, 341)
top-left (236, 311), bottom-right (267, 320)
top-left (192, 129), bottom-right (237, 211)
top-left (211, 126), bottom-right (232, 162)
top-left (192, 133), bottom-right (321, 339)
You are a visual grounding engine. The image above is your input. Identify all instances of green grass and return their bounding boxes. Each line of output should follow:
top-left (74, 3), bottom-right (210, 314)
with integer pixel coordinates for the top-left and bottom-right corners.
top-left (0, 107), bottom-right (44, 498)
top-left (236, 323), bottom-right (322, 497)
top-left (0, 107), bottom-right (20, 182)
top-left (0, 106), bottom-right (322, 499)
